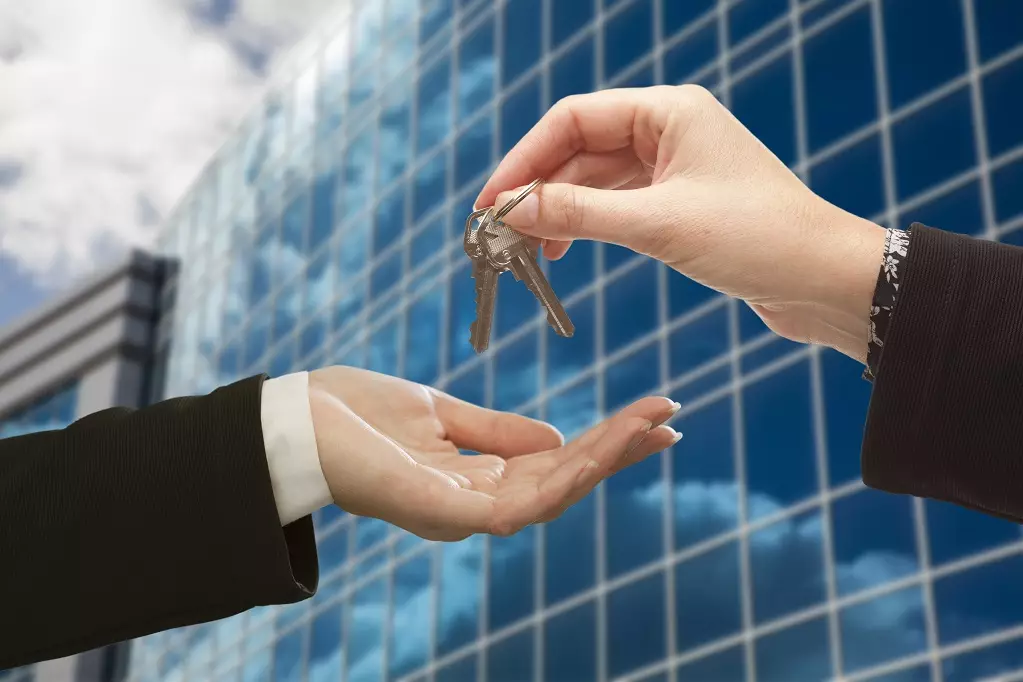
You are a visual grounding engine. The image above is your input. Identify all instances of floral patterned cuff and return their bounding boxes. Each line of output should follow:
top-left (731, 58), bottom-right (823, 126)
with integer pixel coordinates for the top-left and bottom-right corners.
top-left (864, 228), bottom-right (911, 382)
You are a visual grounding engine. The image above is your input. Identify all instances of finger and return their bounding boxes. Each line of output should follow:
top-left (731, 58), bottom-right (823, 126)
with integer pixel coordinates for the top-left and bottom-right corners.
top-left (493, 182), bottom-right (667, 254)
top-left (610, 424), bottom-right (681, 475)
top-left (546, 148), bottom-right (650, 190)
top-left (539, 422), bottom-right (680, 523)
top-left (476, 88), bottom-right (667, 209)
top-left (569, 396), bottom-right (678, 454)
top-left (536, 149), bottom-right (650, 263)
top-left (542, 239), bottom-right (572, 261)
top-left (545, 416), bottom-right (653, 512)
top-left (430, 389), bottom-right (564, 458)
top-left (506, 395), bottom-right (679, 481)
top-left (489, 417), bottom-right (653, 536)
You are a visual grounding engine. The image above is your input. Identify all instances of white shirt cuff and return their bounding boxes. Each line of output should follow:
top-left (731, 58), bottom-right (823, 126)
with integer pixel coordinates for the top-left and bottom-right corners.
top-left (260, 371), bottom-right (333, 526)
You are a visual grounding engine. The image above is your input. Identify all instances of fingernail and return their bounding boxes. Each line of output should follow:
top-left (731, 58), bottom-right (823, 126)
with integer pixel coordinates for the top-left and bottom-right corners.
top-left (626, 421), bottom-right (652, 453)
top-left (669, 428), bottom-right (683, 444)
top-left (670, 401), bottom-right (682, 415)
top-left (496, 189), bottom-right (539, 227)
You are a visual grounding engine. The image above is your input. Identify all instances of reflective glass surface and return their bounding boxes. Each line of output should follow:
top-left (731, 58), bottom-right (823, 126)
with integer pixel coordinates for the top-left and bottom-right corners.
top-left (0, 382), bottom-right (78, 439)
top-left (133, 0), bottom-right (1023, 679)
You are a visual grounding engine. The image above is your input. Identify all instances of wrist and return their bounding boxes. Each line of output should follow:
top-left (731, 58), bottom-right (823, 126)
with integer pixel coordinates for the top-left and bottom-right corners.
top-left (808, 205), bottom-right (888, 362)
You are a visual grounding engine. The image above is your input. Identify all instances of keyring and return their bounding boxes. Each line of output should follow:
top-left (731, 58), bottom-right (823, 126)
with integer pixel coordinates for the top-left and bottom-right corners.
top-left (463, 206), bottom-right (492, 259)
top-left (493, 178), bottom-right (544, 223)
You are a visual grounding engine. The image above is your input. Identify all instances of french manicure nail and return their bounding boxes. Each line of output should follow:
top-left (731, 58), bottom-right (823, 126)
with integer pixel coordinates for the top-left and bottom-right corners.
top-left (671, 429), bottom-right (683, 444)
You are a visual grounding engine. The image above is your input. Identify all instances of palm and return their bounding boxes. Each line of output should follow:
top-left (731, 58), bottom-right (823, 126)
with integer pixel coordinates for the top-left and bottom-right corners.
top-left (309, 367), bottom-right (678, 541)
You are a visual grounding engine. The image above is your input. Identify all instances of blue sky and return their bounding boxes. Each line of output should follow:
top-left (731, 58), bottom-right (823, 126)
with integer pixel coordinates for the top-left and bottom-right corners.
top-left (0, 0), bottom-right (339, 328)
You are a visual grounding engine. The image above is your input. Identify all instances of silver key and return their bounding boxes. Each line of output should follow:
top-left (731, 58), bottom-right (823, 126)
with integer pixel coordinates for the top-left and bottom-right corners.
top-left (480, 216), bottom-right (575, 338)
top-left (464, 208), bottom-right (499, 352)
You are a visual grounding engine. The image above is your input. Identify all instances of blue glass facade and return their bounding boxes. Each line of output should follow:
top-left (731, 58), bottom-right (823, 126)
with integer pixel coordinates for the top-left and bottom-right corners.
top-left (134, 0), bottom-right (1023, 680)
top-left (0, 383), bottom-right (78, 441)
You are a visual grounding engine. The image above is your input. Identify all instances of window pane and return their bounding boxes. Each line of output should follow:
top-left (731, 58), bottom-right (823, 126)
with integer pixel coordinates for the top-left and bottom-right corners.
top-left (892, 87), bottom-right (975, 200)
top-left (417, 55), bottom-right (452, 154)
top-left (669, 307), bottom-right (730, 379)
top-left (448, 262), bottom-right (476, 368)
top-left (494, 333), bottom-right (539, 411)
top-left (348, 580), bottom-right (387, 682)
top-left (743, 360), bottom-right (818, 518)
top-left (374, 186), bottom-right (405, 255)
top-left (750, 509), bottom-right (826, 624)
top-left (546, 295), bottom-right (595, 389)
top-left (308, 605), bottom-right (344, 682)
top-left (673, 397), bottom-right (738, 549)
top-left (487, 629), bottom-right (534, 682)
top-left (810, 134), bottom-right (885, 219)
top-left (926, 498), bottom-right (1020, 566)
top-left (604, 0), bottom-right (654, 80)
top-left (501, 0), bottom-right (542, 85)
top-left (488, 527), bottom-right (536, 631)
top-left (731, 54), bottom-right (796, 166)
top-left (803, 6), bottom-right (877, 152)
top-left (604, 260), bottom-right (658, 353)
top-left (884, 0), bottom-right (965, 108)
top-left (501, 77), bottom-right (541, 154)
top-left (414, 153), bottom-right (448, 222)
top-left (552, 35), bottom-right (595, 102)
top-left (832, 489), bottom-right (917, 596)
top-left (545, 490), bottom-right (596, 605)
top-left (436, 655), bottom-right (477, 682)
top-left (437, 537), bottom-right (483, 656)
top-left (664, 21), bottom-right (718, 84)
top-left (607, 573), bottom-right (666, 677)
top-left (405, 287), bottom-right (444, 385)
top-left (728, 0), bottom-right (787, 45)
top-left (754, 616), bottom-right (831, 682)
top-left (552, 0), bottom-right (593, 48)
top-left (458, 16), bottom-right (496, 120)
top-left (676, 645), bottom-right (746, 681)
top-left (840, 586), bottom-right (927, 674)
top-left (389, 556), bottom-right (432, 679)
top-left (676, 541), bottom-right (742, 652)
top-left (544, 601), bottom-right (597, 682)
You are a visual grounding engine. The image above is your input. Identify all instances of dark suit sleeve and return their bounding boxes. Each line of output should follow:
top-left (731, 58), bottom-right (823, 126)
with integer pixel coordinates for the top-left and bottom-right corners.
top-left (0, 374), bottom-right (319, 669)
top-left (862, 224), bottom-right (1023, 523)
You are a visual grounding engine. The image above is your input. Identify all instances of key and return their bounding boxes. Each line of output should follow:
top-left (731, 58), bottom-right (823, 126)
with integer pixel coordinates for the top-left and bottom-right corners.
top-left (464, 208), bottom-right (499, 352)
top-left (480, 216), bottom-right (575, 338)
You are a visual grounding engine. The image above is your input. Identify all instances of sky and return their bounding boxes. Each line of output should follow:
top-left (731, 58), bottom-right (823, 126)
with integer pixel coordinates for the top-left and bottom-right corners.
top-left (0, 0), bottom-right (341, 327)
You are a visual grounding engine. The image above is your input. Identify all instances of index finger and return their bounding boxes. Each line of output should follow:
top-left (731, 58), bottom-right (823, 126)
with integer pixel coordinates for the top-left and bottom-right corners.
top-left (429, 388), bottom-right (565, 458)
top-left (475, 88), bottom-right (662, 209)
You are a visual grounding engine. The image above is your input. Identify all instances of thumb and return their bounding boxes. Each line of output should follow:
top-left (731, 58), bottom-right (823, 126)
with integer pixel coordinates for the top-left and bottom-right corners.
top-left (494, 183), bottom-right (660, 253)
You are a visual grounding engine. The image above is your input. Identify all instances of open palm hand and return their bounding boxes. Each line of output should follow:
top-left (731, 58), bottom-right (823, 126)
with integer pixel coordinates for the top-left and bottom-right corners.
top-left (308, 366), bottom-right (680, 541)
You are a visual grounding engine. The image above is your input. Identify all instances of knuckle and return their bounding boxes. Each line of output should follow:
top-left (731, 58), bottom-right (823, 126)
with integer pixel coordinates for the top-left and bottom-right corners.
top-left (560, 189), bottom-right (586, 236)
top-left (676, 83), bottom-right (715, 106)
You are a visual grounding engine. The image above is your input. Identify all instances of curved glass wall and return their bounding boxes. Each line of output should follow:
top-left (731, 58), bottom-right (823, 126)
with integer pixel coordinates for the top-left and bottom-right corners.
top-left (133, 0), bottom-right (1023, 680)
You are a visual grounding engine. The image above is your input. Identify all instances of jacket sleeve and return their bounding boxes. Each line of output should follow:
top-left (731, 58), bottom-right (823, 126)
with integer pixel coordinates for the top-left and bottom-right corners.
top-left (0, 374), bottom-right (319, 670)
top-left (862, 224), bottom-right (1023, 523)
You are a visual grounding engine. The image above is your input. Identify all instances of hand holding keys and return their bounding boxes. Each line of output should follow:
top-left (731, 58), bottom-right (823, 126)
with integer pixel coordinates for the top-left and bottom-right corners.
top-left (463, 179), bottom-right (574, 353)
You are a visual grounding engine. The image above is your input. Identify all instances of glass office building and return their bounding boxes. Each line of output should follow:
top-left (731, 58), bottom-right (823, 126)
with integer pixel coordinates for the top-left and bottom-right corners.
top-left (0, 384), bottom-right (78, 441)
top-left (130, 0), bottom-right (1023, 680)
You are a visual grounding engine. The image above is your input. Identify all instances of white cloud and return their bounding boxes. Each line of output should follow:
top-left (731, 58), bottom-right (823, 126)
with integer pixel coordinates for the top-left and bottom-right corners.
top-left (0, 0), bottom-right (338, 288)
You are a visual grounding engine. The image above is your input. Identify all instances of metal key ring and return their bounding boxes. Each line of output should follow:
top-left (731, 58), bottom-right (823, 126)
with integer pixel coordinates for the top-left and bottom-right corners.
top-left (463, 207), bottom-right (492, 258)
top-left (493, 177), bottom-right (544, 223)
